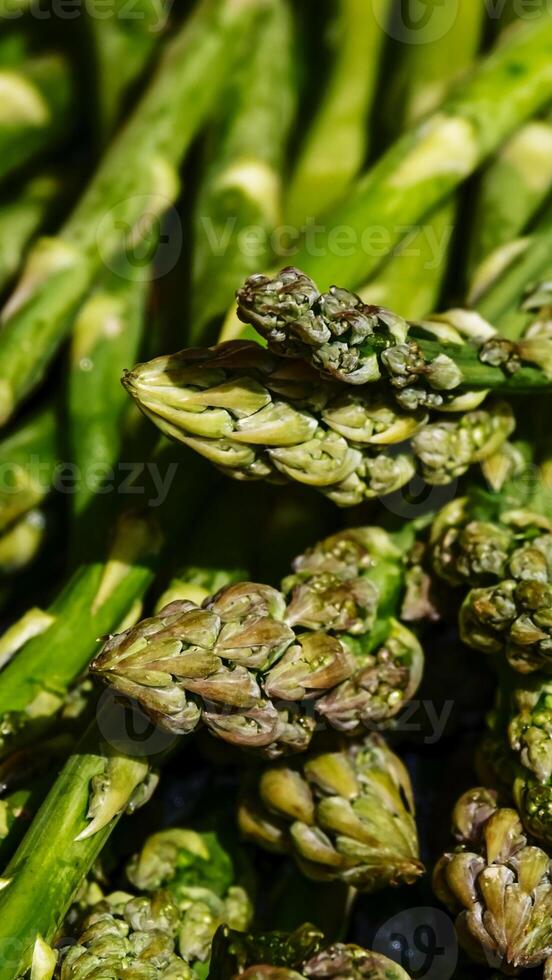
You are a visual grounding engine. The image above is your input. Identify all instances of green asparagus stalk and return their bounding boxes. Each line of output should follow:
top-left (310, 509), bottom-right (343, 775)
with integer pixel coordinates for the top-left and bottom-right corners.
top-left (85, 0), bottom-right (170, 143)
top-left (0, 701), bottom-right (160, 980)
top-left (289, 13), bottom-right (552, 292)
top-left (0, 0), bottom-right (267, 427)
top-left (92, 526), bottom-right (424, 749)
top-left (0, 508), bottom-right (45, 575)
top-left (284, 0), bottom-right (391, 230)
top-left (0, 510), bottom-right (161, 756)
top-left (466, 112), bottom-right (552, 280)
top-left (67, 260), bottom-right (149, 553)
top-left (0, 173), bottom-right (61, 295)
top-left (0, 50), bottom-right (74, 184)
top-left (208, 923), bottom-right (412, 979)
top-left (190, 0), bottom-right (295, 344)
top-left (0, 403), bottom-right (58, 534)
top-left (360, 1), bottom-right (484, 319)
top-left (236, 267), bottom-right (552, 392)
top-left (434, 787), bottom-right (552, 976)
top-left (0, 0), bottom-right (32, 17)
top-left (238, 733), bottom-right (423, 891)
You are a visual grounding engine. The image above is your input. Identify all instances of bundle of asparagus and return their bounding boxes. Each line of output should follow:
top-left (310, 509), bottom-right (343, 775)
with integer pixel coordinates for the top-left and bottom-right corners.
top-left (4, 3), bottom-right (552, 979)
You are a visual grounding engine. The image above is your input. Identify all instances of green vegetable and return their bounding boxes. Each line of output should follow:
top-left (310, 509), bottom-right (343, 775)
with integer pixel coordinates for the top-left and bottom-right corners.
top-left (190, 0), bottom-right (296, 343)
top-left (238, 733), bottom-right (422, 891)
top-left (291, 14), bottom-right (552, 291)
top-left (0, 0), bottom-right (268, 427)
top-left (0, 403), bottom-right (58, 534)
top-left (360, 0), bottom-right (484, 319)
top-left (0, 510), bottom-right (161, 757)
top-left (434, 787), bottom-right (552, 976)
top-left (284, 0), bottom-right (391, 229)
top-left (0, 50), bottom-right (74, 184)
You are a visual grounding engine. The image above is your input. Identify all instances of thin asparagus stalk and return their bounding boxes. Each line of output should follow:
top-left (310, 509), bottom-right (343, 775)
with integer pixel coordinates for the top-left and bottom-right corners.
top-left (359, 1), bottom-right (484, 319)
top-left (0, 0), bottom-right (268, 428)
top-left (0, 174), bottom-right (61, 295)
top-left (289, 13), bottom-right (552, 292)
top-left (190, 0), bottom-right (295, 343)
top-left (0, 403), bottom-right (58, 534)
top-left (0, 50), bottom-right (74, 184)
top-left (67, 260), bottom-right (149, 553)
top-left (0, 510), bottom-right (161, 757)
top-left (284, 0), bottom-right (391, 230)
top-left (238, 733), bottom-right (423, 891)
top-left (236, 267), bottom-right (552, 392)
top-left (466, 111), bottom-right (552, 280)
top-left (85, 0), bottom-right (170, 144)
top-left (0, 702), bottom-right (159, 980)
top-left (0, 508), bottom-right (45, 575)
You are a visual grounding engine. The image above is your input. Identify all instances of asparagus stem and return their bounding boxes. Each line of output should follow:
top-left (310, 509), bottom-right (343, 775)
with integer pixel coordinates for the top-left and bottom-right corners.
top-left (0, 51), bottom-right (74, 185)
top-left (67, 261), bottom-right (149, 553)
top-left (85, 0), bottom-right (170, 144)
top-left (467, 111), bottom-right (552, 279)
top-left (0, 510), bottom-right (161, 755)
top-left (0, 403), bottom-right (58, 534)
top-left (0, 0), bottom-right (267, 427)
top-left (0, 704), bottom-right (155, 980)
top-left (359, 1), bottom-right (484, 319)
top-left (284, 0), bottom-right (391, 229)
top-left (290, 13), bottom-right (552, 291)
top-left (190, 0), bottom-right (296, 344)
top-left (0, 174), bottom-right (61, 295)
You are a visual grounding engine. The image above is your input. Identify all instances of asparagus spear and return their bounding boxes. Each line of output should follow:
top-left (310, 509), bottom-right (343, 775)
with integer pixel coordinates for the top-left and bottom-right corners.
top-left (0, 173), bottom-right (61, 295)
top-left (360, 1), bottom-right (484, 319)
top-left (0, 510), bottom-right (161, 757)
top-left (92, 526), bottom-right (424, 748)
top-left (190, 0), bottom-right (295, 344)
top-left (289, 13), bottom-right (552, 292)
top-left (284, 0), bottom-right (391, 230)
top-left (236, 267), bottom-right (552, 392)
top-left (209, 923), bottom-right (412, 979)
top-left (58, 827), bottom-right (253, 977)
top-left (85, 0), bottom-right (170, 143)
top-left (433, 787), bottom-right (552, 976)
top-left (466, 112), bottom-right (552, 280)
top-left (0, 0), bottom-right (267, 427)
top-left (238, 733), bottom-right (423, 891)
top-left (0, 403), bottom-right (58, 534)
top-left (0, 49), bottom-right (74, 184)
top-left (67, 260), bottom-right (149, 553)
top-left (0, 508), bottom-right (45, 575)
top-left (0, 701), bottom-right (160, 980)
top-left (122, 335), bottom-right (517, 504)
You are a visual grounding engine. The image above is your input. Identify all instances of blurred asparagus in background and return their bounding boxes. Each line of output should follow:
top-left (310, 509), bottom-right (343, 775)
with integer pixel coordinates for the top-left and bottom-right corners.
top-left (190, 0), bottom-right (295, 344)
top-left (360, 0), bottom-right (484, 319)
top-left (85, 0), bottom-right (171, 144)
top-left (0, 403), bottom-right (58, 536)
top-left (67, 260), bottom-right (149, 556)
top-left (0, 0), bottom-right (268, 428)
top-left (0, 38), bottom-right (75, 184)
top-left (466, 110), bottom-right (552, 281)
top-left (0, 173), bottom-right (61, 295)
top-left (291, 13), bottom-right (552, 291)
top-left (285, 0), bottom-right (391, 230)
